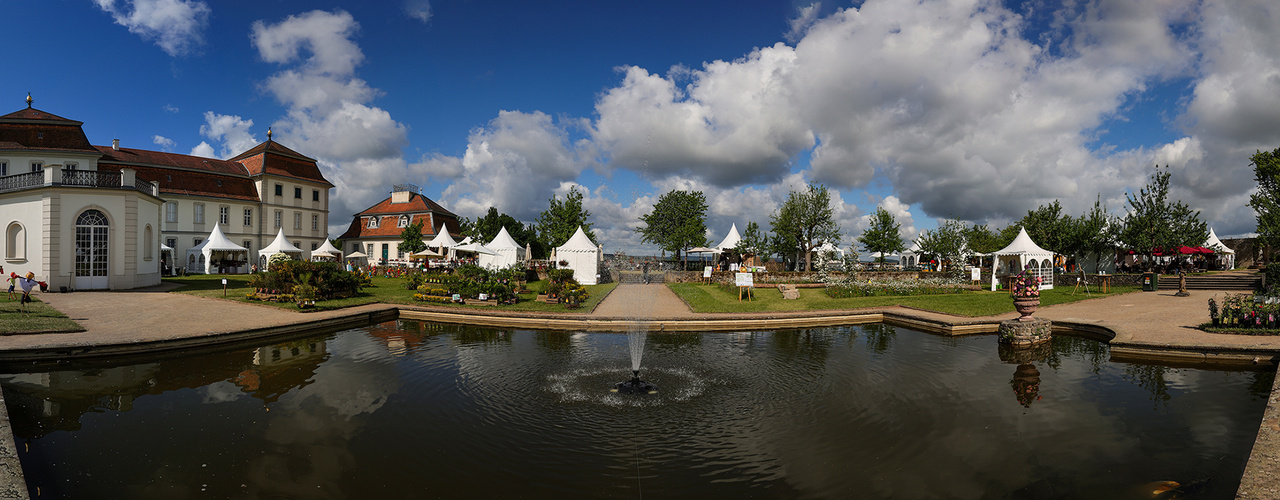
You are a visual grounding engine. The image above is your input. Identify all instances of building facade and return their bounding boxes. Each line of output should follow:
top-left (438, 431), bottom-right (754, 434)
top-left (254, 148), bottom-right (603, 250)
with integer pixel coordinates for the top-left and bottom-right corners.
top-left (337, 184), bottom-right (462, 266)
top-left (0, 97), bottom-right (332, 289)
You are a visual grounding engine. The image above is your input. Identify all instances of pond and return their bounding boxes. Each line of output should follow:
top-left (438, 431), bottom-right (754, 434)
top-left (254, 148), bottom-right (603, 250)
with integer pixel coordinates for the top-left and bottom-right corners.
top-left (1, 322), bottom-right (1274, 499)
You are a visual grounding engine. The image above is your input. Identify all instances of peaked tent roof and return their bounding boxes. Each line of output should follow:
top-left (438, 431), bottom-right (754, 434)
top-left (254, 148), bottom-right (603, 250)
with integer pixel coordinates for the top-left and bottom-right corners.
top-left (199, 224), bottom-right (248, 252)
top-left (557, 226), bottom-right (597, 252)
top-left (312, 239), bottom-right (342, 258)
top-left (487, 226), bottom-right (521, 250)
top-left (454, 242), bottom-right (498, 255)
top-left (428, 230), bottom-right (458, 248)
top-left (1204, 228), bottom-right (1235, 254)
top-left (260, 228), bottom-right (304, 255)
top-left (715, 223), bottom-right (742, 251)
top-left (993, 227), bottom-right (1054, 256)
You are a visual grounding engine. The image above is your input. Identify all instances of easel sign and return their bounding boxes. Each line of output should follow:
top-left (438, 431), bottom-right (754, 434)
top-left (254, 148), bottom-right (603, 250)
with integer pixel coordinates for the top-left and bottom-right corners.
top-left (970, 267), bottom-right (981, 285)
top-left (735, 272), bottom-right (754, 301)
top-left (703, 266), bottom-right (713, 284)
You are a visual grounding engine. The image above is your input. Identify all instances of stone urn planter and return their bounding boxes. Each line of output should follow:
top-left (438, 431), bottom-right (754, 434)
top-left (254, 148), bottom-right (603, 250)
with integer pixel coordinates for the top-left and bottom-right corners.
top-left (1014, 297), bottom-right (1040, 322)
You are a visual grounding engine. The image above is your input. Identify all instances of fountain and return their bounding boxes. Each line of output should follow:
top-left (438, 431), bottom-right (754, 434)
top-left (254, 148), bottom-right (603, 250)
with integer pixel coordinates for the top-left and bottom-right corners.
top-left (613, 328), bottom-right (657, 394)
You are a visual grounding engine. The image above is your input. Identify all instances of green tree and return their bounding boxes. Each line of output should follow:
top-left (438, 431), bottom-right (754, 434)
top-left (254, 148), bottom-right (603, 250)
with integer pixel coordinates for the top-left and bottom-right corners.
top-left (1249, 148), bottom-right (1280, 260)
top-left (1118, 166), bottom-right (1209, 261)
top-left (1071, 196), bottom-right (1118, 271)
top-left (735, 221), bottom-right (767, 261)
top-left (858, 206), bottom-right (905, 264)
top-left (536, 186), bottom-right (596, 248)
top-left (963, 223), bottom-right (1004, 254)
top-left (1015, 200), bottom-right (1073, 254)
top-left (399, 220), bottom-right (427, 256)
top-left (467, 207), bottom-right (544, 258)
top-left (915, 218), bottom-right (967, 271)
top-left (771, 183), bottom-right (841, 271)
top-left (637, 189), bottom-right (710, 270)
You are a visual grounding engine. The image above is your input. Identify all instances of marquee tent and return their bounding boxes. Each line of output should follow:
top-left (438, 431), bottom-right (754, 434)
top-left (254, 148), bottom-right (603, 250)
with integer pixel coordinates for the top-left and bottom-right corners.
top-left (454, 242), bottom-right (498, 256)
top-left (259, 228), bottom-right (304, 266)
top-left (992, 227), bottom-right (1055, 291)
top-left (311, 239), bottom-right (342, 261)
top-left (427, 230), bottom-right (459, 259)
top-left (478, 226), bottom-right (526, 270)
top-left (1204, 228), bottom-right (1236, 269)
top-left (555, 226), bottom-right (601, 285)
top-left (186, 224), bottom-right (249, 274)
top-left (714, 223), bottom-right (743, 252)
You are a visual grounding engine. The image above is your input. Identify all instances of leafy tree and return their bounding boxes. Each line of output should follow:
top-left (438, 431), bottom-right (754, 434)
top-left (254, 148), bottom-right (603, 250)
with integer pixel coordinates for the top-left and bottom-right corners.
top-left (1118, 166), bottom-right (1209, 261)
top-left (858, 207), bottom-right (905, 264)
top-left (963, 223), bottom-right (1005, 254)
top-left (1015, 200), bottom-right (1072, 253)
top-left (468, 207), bottom-right (544, 258)
top-left (1070, 196), bottom-right (1118, 271)
top-left (637, 190), bottom-right (709, 270)
top-left (771, 183), bottom-right (841, 271)
top-left (915, 218), bottom-right (967, 271)
top-left (536, 186), bottom-right (595, 248)
top-left (1250, 148), bottom-right (1280, 260)
top-left (399, 220), bottom-right (427, 256)
top-left (735, 221), bottom-right (767, 261)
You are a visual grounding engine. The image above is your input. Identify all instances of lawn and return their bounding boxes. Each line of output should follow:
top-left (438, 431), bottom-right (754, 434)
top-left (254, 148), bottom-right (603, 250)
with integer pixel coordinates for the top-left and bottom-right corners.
top-left (668, 283), bottom-right (1140, 317)
top-left (165, 274), bottom-right (618, 313)
top-left (0, 296), bottom-right (83, 334)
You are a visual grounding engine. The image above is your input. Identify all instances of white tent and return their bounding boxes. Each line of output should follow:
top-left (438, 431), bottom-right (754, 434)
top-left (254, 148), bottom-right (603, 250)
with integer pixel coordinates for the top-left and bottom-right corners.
top-left (454, 242), bottom-right (498, 256)
top-left (814, 241), bottom-right (845, 259)
top-left (479, 226), bottom-right (526, 270)
top-left (259, 228), bottom-right (304, 266)
top-left (1204, 228), bottom-right (1236, 269)
top-left (714, 223), bottom-right (743, 252)
top-left (427, 230), bottom-right (459, 259)
top-left (185, 225), bottom-right (249, 274)
top-left (992, 227), bottom-right (1055, 291)
top-left (555, 226), bottom-right (601, 285)
top-left (311, 239), bottom-right (342, 261)
top-left (899, 241), bottom-right (922, 268)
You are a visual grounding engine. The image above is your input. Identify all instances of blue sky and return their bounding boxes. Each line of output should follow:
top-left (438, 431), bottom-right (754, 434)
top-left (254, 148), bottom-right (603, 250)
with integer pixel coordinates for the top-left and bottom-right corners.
top-left (5, 0), bottom-right (1278, 255)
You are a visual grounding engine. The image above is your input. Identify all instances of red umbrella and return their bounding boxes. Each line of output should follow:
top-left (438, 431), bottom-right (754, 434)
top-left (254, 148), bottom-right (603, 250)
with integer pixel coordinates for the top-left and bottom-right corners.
top-left (1177, 246), bottom-right (1198, 255)
top-left (1151, 247), bottom-right (1164, 256)
top-left (1197, 246), bottom-right (1215, 254)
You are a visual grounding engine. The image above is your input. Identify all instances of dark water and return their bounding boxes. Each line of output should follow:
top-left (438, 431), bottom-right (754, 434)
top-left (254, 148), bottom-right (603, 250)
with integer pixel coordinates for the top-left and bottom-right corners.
top-left (1, 322), bottom-right (1274, 499)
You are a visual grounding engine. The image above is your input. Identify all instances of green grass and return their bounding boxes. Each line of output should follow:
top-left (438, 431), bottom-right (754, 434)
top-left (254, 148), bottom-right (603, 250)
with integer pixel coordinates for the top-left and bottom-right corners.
top-left (669, 283), bottom-right (1140, 316)
top-left (0, 296), bottom-right (84, 334)
top-left (165, 274), bottom-right (618, 313)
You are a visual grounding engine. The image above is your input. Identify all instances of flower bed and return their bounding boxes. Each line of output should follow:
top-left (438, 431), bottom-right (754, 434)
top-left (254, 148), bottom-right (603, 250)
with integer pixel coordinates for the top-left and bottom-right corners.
top-left (821, 276), bottom-right (968, 298)
top-left (1208, 293), bottom-right (1279, 332)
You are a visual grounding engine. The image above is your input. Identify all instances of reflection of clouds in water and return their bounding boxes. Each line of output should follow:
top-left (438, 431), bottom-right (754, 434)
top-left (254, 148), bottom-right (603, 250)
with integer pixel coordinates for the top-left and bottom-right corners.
top-left (200, 380), bottom-right (245, 404)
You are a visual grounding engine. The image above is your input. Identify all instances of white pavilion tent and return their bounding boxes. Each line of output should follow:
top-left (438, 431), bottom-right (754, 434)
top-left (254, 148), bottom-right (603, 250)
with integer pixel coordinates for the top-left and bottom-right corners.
top-left (900, 241), bottom-right (922, 268)
top-left (185, 224), bottom-right (249, 274)
top-left (1204, 228), bottom-right (1236, 269)
top-left (311, 239), bottom-right (342, 262)
top-left (814, 241), bottom-right (846, 259)
top-left (714, 223), bottom-right (743, 252)
top-left (427, 230), bottom-right (459, 259)
top-left (555, 226), bottom-right (601, 285)
top-left (992, 227), bottom-right (1055, 291)
top-left (258, 228), bottom-right (304, 267)
top-left (479, 226), bottom-right (526, 270)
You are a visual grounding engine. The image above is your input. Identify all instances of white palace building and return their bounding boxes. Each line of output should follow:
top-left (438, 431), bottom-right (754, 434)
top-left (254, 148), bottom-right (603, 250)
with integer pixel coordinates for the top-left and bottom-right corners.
top-left (0, 96), bottom-right (333, 290)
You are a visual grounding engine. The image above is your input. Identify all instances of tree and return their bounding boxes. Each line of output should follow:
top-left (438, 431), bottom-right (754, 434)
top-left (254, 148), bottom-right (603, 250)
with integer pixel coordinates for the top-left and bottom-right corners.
top-left (536, 186), bottom-right (595, 249)
top-left (1070, 196), bottom-right (1118, 271)
top-left (735, 221), bottom-right (767, 261)
top-left (637, 190), bottom-right (709, 270)
top-left (915, 218), bottom-right (967, 271)
top-left (1250, 148), bottom-right (1280, 260)
top-left (771, 183), bottom-right (841, 271)
top-left (1118, 166), bottom-right (1208, 261)
top-left (468, 207), bottom-right (544, 258)
top-left (858, 207), bottom-right (905, 264)
top-left (963, 223), bottom-right (1004, 254)
top-left (399, 220), bottom-right (427, 256)
top-left (1015, 200), bottom-right (1073, 254)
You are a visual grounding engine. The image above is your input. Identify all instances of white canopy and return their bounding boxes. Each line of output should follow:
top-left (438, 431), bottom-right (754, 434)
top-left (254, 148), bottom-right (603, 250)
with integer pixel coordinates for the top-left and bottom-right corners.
top-left (259, 228), bottom-right (304, 263)
top-left (428, 230), bottom-right (458, 249)
top-left (345, 251), bottom-right (367, 259)
top-left (478, 226), bottom-right (526, 270)
top-left (185, 225), bottom-right (248, 274)
top-left (992, 227), bottom-right (1054, 290)
top-left (311, 239), bottom-right (342, 260)
top-left (454, 242), bottom-right (498, 256)
top-left (714, 223), bottom-right (742, 252)
top-left (1204, 228), bottom-right (1236, 269)
top-left (554, 226), bottom-right (601, 285)
top-left (814, 241), bottom-right (845, 258)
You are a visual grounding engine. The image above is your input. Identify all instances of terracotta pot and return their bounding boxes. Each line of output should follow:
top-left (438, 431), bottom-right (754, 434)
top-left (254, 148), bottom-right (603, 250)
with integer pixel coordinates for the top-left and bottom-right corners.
top-left (1014, 298), bottom-right (1040, 322)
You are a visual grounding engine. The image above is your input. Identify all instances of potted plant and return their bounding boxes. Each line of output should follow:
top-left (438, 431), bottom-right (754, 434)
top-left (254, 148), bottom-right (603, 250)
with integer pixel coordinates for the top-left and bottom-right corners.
top-left (1208, 298), bottom-right (1219, 327)
top-left (1010, 264), bottom-right (1042, 322)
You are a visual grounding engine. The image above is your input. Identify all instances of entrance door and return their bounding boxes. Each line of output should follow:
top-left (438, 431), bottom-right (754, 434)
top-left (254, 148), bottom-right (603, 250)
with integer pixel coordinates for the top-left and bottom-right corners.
top-left (75, 209), bottom-right (109, 289)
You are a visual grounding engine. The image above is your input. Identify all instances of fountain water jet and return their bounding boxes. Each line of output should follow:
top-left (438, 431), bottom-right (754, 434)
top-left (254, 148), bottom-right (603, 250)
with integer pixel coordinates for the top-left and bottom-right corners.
top-left (614, 327), bottom-right (657, 394)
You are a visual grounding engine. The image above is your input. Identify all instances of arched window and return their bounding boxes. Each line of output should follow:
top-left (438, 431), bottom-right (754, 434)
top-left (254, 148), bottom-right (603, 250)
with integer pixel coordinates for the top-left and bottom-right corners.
top-left (5, 222), bottom-right (25, 261)
top-left (143, 225), bottom-right (154, 261)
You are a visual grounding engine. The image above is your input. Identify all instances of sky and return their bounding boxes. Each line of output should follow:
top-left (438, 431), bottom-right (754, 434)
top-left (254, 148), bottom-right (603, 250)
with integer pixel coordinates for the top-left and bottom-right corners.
top-left (4, 0), bottom-right (1278, 255)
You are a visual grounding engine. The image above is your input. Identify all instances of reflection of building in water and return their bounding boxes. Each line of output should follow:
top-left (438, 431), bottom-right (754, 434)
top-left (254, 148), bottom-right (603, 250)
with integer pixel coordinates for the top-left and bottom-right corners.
top-left (233, 338), bottom-right (329, 404)
top-left (363, 320), bottom-right (437, 356)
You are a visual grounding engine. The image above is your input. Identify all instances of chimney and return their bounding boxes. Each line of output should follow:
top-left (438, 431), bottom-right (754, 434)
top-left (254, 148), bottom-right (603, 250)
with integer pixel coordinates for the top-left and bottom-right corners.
top-left (112, 139), bottom-right (120, 151)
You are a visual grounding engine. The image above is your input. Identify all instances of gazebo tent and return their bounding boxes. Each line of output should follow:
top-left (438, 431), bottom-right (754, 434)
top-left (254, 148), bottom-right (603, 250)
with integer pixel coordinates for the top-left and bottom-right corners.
top-left (478, 226), bottom-right (526, 270)
top-left (992, 227), bottom-right (1055, 291)
top-left (185, 224), bottom-right (249, 274)
top-left (311, 239), bottom-right (342, 261)
top-left (1204, 228), bottom-right (1236, 269)
top-left (427, 230), bottom-right (459, 259)
top-left (899, 241), bottom-right (923, 268)
top-left (714, 223), bottom-right (743, 253)
top-left (555, 226), bottom-right (601, 285)
top-left (814, 241), bottom-right (846, 259)
top-left (258, 228), bottom-right (304, 266)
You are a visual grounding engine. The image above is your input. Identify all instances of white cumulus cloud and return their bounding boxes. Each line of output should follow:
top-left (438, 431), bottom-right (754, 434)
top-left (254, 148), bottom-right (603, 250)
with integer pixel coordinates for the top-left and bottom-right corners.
top-left (93, 0), bottom-right (210, 56)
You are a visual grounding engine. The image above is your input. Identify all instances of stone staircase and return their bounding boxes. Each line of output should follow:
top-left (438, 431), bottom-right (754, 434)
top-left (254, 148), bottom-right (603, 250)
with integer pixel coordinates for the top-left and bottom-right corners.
top-left (1157, 272), bottom-right (1262, 291)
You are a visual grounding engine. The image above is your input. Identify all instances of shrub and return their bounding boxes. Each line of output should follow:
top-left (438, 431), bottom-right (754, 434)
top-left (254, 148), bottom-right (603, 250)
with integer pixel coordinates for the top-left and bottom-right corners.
top-left (1264, 264), bottom-right (1280, 295)
top-left (267, 252), bottom-right (292, 271)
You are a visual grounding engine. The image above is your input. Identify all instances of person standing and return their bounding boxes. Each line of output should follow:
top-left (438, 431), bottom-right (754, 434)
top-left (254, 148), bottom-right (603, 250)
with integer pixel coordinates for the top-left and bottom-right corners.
top-left (6, 272), bottom-right (16, 300)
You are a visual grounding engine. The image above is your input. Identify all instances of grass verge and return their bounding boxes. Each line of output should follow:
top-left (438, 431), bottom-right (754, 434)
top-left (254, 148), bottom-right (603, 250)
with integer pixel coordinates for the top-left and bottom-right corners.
top-left (668, 283), bottom-right (1140, 316)
top-left (0, 296), bottom-right (84, 334)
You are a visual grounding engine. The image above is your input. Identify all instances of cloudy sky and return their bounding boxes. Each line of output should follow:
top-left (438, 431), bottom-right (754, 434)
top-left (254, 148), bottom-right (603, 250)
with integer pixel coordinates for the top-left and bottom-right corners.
top-left (5, 0), bottom-right (1278, 254)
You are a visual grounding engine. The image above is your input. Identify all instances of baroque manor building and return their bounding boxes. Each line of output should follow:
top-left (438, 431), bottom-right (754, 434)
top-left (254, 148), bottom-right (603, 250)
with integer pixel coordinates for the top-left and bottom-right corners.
top-left (338, 184), bottom-right (462, 265)
top-left (0, 96), bottom-right (332, 290)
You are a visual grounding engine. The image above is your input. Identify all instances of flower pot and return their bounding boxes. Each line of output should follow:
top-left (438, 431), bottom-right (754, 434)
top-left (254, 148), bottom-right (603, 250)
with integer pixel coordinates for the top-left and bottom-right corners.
top-left (1013, 298), bottom-right (1040, 322)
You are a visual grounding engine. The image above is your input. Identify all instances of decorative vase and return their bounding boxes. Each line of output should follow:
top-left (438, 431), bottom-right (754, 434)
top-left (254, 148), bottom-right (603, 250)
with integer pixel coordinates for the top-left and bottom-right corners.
top-left (1014, 298), bottom-right (1040, 322)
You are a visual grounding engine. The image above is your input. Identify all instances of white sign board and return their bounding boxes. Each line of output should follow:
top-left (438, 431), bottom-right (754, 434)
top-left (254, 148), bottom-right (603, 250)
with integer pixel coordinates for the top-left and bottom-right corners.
top-left (970, 267), bottom-right (980, 281)
top-left (703, 266), bottom-right (713, 278)
top-left (735, 272), bottom-right (753, 287)
top-left (222, 278), bottom-right (228, 285)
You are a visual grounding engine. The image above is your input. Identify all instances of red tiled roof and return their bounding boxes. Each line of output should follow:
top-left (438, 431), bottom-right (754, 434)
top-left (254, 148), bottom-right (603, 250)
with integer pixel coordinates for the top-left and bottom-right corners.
top-left (97, 164), bottom-right (260, 202)
top-left (230, 140), bottom-right (333, 187)
top-left (0, 107), bottom-right (98, 153)
top-left (96, 146), bottom-right (249, 176)
top-left (358, 192), bottom-right (457, 218)
top-left (0, 107), bottom-right (77, 122)
top-left (337, 193), bottom-right (461, 240)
